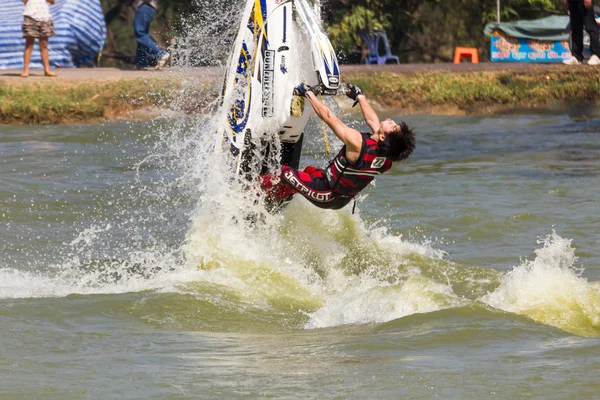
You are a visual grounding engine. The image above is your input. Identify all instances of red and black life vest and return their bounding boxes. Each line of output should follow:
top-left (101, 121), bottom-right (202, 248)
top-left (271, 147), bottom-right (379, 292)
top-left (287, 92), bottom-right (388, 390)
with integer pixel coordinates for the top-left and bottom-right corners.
top-left (324, 132), bottom-right (392, 197)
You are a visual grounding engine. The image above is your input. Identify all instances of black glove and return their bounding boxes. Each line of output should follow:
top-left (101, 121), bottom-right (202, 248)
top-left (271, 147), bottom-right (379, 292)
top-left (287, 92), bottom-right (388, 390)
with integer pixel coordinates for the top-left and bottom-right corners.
top-left (294, 83), bottom-right (324, 97)
top-left (345, 83), bottom-right (363, 107)
top-left (293, 83), bottom-right (312, 97)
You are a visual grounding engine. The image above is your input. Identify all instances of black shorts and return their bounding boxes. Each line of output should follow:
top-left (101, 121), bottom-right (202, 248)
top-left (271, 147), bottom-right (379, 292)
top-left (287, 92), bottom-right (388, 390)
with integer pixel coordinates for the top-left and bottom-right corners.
top-left (280, 165), bottom-right (352, 210)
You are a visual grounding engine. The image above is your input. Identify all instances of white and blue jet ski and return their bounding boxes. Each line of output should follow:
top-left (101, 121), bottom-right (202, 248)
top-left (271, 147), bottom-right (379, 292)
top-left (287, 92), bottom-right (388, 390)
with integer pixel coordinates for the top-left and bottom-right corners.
top-left (220, 0), bottom-right (340, 208)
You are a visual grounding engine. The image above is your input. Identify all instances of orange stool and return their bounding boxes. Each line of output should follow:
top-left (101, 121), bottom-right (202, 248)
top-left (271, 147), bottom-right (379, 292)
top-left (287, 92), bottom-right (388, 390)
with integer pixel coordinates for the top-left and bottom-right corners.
top-left (454, 47), bottom-right (479, 64)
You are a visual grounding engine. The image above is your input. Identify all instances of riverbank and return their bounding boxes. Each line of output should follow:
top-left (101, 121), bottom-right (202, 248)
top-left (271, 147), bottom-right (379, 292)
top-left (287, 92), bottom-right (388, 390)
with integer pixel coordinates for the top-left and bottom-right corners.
top-left (1, 64), bottom-right (599, 124)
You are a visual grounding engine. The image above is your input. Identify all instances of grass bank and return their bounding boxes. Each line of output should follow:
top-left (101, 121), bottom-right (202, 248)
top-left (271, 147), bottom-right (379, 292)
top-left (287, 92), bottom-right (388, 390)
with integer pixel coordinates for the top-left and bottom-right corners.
top-left (350, 67), bottom-right (600, 114)
top-left (0, 77), bottom-right (215, 125)
top-left (1, 66), bottom-right (600, 124)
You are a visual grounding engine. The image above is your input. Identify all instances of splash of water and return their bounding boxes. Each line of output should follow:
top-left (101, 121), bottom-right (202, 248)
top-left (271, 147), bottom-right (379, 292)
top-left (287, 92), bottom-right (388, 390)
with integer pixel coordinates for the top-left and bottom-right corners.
top-left (3, 0), bottom-right (598, 339)
top-left (482, 231), bottom-right (600, 337)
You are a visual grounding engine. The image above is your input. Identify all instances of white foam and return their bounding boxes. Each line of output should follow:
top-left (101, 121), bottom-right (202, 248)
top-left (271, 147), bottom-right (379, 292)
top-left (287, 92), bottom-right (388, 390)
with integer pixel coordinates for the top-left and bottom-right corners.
top-left (305, 270), bottom-right (461, 328)
top-left (482, 231), bottom-right (600, 336)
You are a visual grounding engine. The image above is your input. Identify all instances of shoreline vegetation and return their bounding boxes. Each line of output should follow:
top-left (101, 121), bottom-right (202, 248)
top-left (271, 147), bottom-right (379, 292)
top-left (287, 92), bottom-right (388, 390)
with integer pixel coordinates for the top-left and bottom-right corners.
top-left (1, 66), bottom-right (600, 125)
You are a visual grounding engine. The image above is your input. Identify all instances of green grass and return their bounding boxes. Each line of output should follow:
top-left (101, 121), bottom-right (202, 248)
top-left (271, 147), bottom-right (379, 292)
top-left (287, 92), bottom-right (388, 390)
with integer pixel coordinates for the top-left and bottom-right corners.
top-left (2, 67), bottom-right (600, 124)
top-left (0, 78), bottom-right (211, 124)
top-left (346, 67), bottom-right (600, 113)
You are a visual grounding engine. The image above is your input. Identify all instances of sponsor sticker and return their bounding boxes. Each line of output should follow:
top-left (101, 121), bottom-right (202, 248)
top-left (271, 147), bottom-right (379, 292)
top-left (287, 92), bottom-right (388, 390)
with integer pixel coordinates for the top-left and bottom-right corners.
top-left (284, 170), bottom-right (332, 202)
top-left (280, 55), bottom-right (288, 74)
top-left (262, 50), bottom-right (275, 117)
top-left (371, 157), bottom-right (386, 169)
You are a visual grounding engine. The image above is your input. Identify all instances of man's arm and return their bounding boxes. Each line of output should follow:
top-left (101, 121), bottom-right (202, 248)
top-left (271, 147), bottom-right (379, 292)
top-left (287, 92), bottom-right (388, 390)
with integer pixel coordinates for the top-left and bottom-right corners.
top-left (305, 91), bottom-right (362, 160)
top-left (345, 83), bottom-right (380, 133)
top-left (356, 95), bottom-right (380, 133)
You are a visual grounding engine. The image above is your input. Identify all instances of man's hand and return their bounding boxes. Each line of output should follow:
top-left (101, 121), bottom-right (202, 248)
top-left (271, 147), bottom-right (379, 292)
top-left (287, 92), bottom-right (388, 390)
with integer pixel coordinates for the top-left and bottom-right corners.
top-left (345, 83), bottom-right (364, 107)
top-left (584, 0), bottom-right (592, 8)
top-left (293, 83), bottom-right (311, 97)
top-left (345, 83), bottom-right (363, 101)
top-left (294, 83), bottom-right (324, 97)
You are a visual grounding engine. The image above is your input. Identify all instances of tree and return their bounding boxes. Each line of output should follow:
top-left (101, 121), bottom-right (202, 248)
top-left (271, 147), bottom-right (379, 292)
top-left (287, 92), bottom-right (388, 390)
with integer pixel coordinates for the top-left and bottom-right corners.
top-left (98, 0), bottom-right (565, 66)
top-left (324, 0), bottom-right (564, 63)
top-left (328, 5), bottom-right (392, 61)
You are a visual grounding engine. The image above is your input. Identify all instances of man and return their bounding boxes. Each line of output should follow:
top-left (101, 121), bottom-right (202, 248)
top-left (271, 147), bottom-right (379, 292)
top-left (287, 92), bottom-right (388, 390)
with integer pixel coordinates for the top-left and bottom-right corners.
top-left (133, 0), bottom-right (170, 70)
top-left (262, 83), bottom-right (415, 210)
top-left (563, 0), bottom-right (600, 65)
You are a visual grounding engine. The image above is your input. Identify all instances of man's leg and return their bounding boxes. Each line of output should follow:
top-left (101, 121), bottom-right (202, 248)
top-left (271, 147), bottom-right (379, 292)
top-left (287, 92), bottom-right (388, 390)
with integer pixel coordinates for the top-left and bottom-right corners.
top-left (21, 36), bottom-right (34, 77)
top-left (583, 0), bottom-right (600, 58)
top-left (260, 171), bottom-right (295, 200)
top-left (39, 37), bottom-right (56, 77)
top-left (135, 42), bottom-right (148, 68)
top-left (261, 166), bottom-right (323, 195)
top-left (302, 166), bottom-right (324, 178)
top-left (133, 5), bottom-right (165, 67)
top-left (279, 166), bottom-right (336, 206)
top-left (569, 1), bottom-right (585, 61)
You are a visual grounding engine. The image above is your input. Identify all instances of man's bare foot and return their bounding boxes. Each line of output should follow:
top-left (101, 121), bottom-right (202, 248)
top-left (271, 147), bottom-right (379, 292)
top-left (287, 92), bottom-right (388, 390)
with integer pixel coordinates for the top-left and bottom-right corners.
top-left (44, 70), bottom-right (56, 77)
top-left (21, 71), bottom-right (29, 78)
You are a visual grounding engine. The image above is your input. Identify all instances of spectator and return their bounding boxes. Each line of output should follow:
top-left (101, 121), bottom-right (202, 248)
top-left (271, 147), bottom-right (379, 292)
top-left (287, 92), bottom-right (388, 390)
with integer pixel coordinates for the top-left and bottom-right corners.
top-left (21, 0), bottom-right (56, 78)
top-left (563, 0), bottom-right (600, 65)
top-left (133, 0), bottom-right (170, 70)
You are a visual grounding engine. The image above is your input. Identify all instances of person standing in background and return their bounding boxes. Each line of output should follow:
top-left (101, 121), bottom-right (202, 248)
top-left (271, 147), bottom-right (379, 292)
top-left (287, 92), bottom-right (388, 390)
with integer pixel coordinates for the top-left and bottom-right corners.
top-left (563, 0), bottom-right (600, 65)
top-left (133, 0), bottom-right (170, 70)
top-left (21, 0), bottom-right (56, 78)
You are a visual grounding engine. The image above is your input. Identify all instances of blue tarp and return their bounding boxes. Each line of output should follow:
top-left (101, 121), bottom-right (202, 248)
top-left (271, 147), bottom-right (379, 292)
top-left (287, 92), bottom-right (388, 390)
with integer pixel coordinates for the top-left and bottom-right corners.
top-left (0, 0), bottom-right (106, 69)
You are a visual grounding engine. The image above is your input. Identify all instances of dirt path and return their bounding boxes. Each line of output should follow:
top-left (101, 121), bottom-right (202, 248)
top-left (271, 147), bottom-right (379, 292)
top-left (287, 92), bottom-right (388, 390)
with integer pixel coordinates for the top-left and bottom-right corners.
top-left (0, 63), bottom-right (566, 85)
top-left (0, 67), bottom-right (222, 85)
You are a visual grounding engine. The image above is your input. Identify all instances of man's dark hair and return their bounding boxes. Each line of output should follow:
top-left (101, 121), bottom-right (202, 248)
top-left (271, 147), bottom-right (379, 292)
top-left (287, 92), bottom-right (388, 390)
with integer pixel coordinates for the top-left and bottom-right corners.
top-left (377, 121), bottom-right (415, 162)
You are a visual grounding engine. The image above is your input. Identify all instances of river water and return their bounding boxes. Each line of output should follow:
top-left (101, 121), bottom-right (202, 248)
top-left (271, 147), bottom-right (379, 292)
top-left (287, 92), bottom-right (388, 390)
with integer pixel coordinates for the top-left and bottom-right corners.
top-left (1, 107), bottom-right (599, 399)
